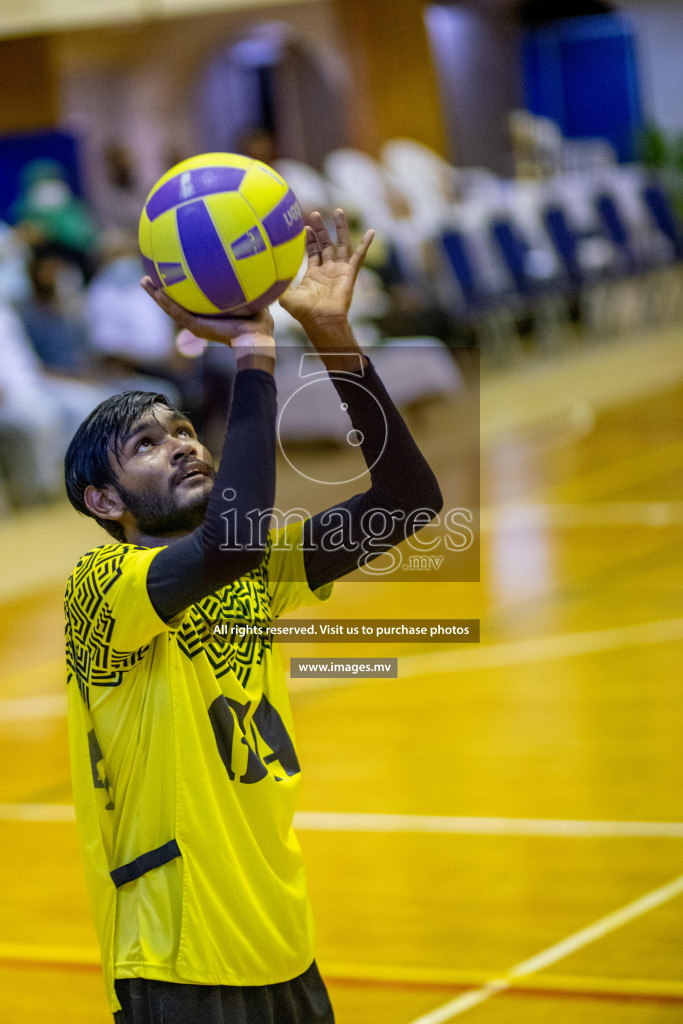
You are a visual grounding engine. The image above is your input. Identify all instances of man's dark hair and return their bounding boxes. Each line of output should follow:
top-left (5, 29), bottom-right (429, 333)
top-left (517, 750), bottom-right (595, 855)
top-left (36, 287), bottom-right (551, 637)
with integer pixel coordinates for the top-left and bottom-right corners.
top-left (65, 390), bottom-right (175, 542)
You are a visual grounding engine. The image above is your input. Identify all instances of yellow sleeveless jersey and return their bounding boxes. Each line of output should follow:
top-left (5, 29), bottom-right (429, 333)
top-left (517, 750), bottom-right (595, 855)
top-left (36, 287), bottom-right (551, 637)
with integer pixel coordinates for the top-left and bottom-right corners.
top-left (64, 522), bottom-right (332, 1012)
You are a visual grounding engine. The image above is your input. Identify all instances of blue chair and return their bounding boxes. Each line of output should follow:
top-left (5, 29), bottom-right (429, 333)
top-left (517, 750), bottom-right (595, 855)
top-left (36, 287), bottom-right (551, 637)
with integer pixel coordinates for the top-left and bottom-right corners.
top-left (489, 216), bottom-right (574, 345)
top-left (434, 228), bottom-right (521, 358)
top-left (543, 205), bottom-right (585, 287)
top-left (440, 230), bottom-right (480, 308)
top-left (595, 193), bottom-right (639, 273)
top-left (642, 183), bottom-right (683, 259)
top-left (490, 219), bottom-right (533, 296)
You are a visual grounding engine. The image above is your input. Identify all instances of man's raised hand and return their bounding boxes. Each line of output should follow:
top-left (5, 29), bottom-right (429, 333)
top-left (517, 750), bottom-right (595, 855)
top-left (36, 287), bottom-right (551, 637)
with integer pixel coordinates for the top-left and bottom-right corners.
top-left (279, 209), bottom-right (374, 330)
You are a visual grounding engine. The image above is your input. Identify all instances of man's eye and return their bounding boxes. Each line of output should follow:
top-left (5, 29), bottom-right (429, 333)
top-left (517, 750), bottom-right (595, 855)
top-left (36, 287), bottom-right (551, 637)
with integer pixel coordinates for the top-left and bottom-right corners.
top-left (136, 437), bottom-right (152, 451)
top-left (177, 427), bottom-right (195, 439)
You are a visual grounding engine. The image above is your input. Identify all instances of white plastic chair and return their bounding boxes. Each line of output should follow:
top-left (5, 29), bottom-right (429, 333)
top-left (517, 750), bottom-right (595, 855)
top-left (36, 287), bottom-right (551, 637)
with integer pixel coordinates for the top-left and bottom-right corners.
top-left (381, 138), bottom-right (458, 235)
top-left (273, 159), bottom-right (333, 216)
top-left (324, 148), bottom-right (407, 232)
top-left (324, 147), bottom-right (422, 280)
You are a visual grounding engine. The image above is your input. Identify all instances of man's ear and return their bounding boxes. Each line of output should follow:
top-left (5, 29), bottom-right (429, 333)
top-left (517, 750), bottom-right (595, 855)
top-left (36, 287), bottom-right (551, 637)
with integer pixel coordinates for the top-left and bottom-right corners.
top-left (83, 485), bottom-right (125, 523)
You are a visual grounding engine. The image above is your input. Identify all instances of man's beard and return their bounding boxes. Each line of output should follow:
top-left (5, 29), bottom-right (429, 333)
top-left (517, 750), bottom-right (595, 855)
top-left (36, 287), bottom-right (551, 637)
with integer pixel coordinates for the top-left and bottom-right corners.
top-left (117, 483), bottom-right (209, 536)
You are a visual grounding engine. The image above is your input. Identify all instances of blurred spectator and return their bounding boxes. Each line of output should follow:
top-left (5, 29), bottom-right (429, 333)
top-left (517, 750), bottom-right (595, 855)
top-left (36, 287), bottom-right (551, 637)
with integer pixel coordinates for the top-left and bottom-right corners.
top-left (9, 159), bottom-right (99, 280)
top-left (0, 228), bottom-right (187, 508)
top-left (0, 300), bottom-right (107, 507)
top-left (19, 235), bottom-right (180, 398)
top-left (238, 126), bottom-right (279, 165)
top-left (21, 242), bottom-right (93, 376)
top-left (85, 230), bottom-right (175, 370)
top-left (96, 143), bottom-right (147, 232)
top-left (0, 221), bottom-right (31, 306)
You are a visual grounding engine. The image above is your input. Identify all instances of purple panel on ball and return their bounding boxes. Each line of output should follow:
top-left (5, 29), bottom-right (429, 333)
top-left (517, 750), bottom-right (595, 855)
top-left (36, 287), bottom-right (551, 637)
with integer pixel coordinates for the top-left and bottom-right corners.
top-left (146, 166), bottom-right (246, 222)
top-left (141, 255), bottom-right (162, 288)
top-left (262, 190), bottom-right (304, 247)
top-left (158, 262), bottom-right (187, 285)
top-left (231, 227), bottom-right (267, 260)
top-left (176, 200), bottom-right (245, 311)
top-left (221, 279), bottom-right (292, 316)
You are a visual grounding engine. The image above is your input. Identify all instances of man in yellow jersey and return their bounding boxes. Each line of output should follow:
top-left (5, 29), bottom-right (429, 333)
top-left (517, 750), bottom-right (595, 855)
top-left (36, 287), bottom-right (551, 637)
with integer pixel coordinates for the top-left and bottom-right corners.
top-left (64, 210), bottom-right (442, 1023)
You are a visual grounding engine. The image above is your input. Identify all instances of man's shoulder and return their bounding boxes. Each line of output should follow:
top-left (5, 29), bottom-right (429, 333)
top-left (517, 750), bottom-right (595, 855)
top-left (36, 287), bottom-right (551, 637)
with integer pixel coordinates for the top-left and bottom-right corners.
top-left (65, 543), bottom-right (153, 600)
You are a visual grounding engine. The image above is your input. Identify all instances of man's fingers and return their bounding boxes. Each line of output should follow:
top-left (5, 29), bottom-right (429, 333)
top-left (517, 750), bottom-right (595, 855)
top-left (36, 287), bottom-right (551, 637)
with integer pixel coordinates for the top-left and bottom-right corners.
top-left (309, 210), bottom-right (336, 261)
top-left (141, 276), bottom-right (274, 342)
top-left (349, 229), bottom-right (375, 273)
top-left (304, 224), bottom-right (322, 267)
top-left (140, 277), bottom-right (197, 329)
top-left (333, 208), bottom-right (351, 258)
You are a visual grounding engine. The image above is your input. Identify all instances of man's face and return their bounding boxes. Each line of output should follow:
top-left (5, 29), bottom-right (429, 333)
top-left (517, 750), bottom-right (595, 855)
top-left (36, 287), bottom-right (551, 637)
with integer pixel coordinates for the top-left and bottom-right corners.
top-left (113, 403), bottom-right (215, 537)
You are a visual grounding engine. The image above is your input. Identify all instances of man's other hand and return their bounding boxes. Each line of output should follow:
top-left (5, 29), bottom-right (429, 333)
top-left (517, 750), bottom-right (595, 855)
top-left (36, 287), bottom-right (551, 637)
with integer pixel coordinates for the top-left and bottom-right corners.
top-left (140, 278), bottom-right (275, 346)
top-left (279, 209), bottom-right (374, 331)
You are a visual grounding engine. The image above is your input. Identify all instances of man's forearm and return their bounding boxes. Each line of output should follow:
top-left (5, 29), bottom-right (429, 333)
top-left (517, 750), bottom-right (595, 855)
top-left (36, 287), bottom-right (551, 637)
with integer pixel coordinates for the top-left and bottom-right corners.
top-left (300, 317), bottom-right (369, 374)
top-left (303, 359), bottom-right (443, 590)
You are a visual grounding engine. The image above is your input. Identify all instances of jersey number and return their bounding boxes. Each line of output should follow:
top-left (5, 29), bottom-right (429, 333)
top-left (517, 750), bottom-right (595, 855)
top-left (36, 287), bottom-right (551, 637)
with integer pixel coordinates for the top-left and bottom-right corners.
top-left (208, 693), bottom-right (300, 784)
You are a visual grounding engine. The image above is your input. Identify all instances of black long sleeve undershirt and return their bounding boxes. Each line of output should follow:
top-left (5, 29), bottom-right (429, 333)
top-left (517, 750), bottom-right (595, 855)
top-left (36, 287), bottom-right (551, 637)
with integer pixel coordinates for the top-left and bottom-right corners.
top-left (147, 368), bottom-right (277, 622)
top-left (146, 358), bottom-right (442, 621)
top-left (302, 361), bottom-right (443, 590)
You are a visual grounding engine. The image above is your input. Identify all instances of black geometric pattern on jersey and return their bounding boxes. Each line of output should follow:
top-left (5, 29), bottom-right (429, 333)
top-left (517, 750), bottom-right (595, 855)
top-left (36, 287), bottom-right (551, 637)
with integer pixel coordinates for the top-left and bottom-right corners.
top-left (65, 536), bottom-right (276, 698)
top-left (65, 545), bottom-right (151, 693)
top-left (175, 543), bottom-right (274, 689)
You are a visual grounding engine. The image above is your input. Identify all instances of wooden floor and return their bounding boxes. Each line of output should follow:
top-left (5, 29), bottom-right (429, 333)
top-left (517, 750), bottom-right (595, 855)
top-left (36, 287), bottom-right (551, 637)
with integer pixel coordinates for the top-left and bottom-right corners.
top-left (1, 324), bottom-right (682, 1023)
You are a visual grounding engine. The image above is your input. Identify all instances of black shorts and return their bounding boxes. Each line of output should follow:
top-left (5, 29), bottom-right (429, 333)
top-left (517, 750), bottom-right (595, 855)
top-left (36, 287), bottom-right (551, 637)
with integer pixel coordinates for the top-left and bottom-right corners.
top-left (113, 961), bottom-right (335, 1024)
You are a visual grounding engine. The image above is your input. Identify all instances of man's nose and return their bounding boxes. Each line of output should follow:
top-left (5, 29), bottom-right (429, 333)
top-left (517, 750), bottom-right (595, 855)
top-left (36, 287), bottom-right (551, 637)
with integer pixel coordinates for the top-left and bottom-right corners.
top-left (170, 435), bottom-right (198, 460)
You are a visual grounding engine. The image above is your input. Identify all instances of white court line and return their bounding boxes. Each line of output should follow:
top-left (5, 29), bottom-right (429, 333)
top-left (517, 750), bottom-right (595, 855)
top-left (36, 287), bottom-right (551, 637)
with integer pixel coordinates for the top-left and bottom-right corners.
top-left (0, 693), bottom-right (66, 722)
top-left (2, 803), bottom-right (682, 839)
top-left (395, 616), bottom-right (683, 677)
top-left (293, 811), bottom-right (683, 839)
top-left (0, 803), bottom-right (75, 822)
top-left (480, 501), bottom-right (683, 530)
top-left (289, 615), bottom-right (683, 691)
top-left (406, 872), bottom-right (683, 1024)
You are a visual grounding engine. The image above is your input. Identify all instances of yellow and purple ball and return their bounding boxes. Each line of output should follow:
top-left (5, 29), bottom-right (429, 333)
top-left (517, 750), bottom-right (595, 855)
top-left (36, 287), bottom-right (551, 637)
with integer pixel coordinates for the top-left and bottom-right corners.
top-left (139, 152), bottom-right (306, 316)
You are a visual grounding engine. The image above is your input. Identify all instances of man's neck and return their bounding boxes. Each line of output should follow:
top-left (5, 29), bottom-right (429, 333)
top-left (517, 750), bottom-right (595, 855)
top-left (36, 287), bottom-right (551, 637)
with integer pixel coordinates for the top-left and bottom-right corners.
top-left (124, 528), bottom-right (192, 549)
